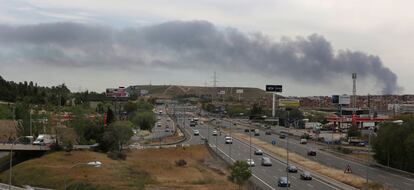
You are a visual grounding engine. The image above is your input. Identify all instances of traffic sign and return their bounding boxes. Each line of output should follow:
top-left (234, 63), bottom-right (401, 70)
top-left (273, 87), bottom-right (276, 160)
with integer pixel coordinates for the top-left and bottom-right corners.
top-left (266, 85), bottom-right (282, 92)
top-left (344, 164), bottom-right (352, 173)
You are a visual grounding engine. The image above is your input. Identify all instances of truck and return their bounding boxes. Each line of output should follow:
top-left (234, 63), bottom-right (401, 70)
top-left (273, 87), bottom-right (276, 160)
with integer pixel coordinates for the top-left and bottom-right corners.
top-left (254, 129), bottom-right (260, 136)
top-left (33, 134), bottom-right (56, 146)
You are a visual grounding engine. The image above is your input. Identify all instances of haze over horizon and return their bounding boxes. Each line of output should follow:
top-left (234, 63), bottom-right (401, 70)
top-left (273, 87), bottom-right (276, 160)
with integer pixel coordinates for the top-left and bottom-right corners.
top-left (1, 0), bottom-right (413, 96)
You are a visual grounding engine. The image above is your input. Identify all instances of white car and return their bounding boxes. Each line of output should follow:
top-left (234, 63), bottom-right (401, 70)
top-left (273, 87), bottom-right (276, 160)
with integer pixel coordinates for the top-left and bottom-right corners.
top-left (225, 136), bottom-right (233, 144)
top-left (246, 159), bottom-right (255, 167)
top-left (194, 130), bottom-right (200, 136)
top-left (212, 130), bottom-right (218, 136)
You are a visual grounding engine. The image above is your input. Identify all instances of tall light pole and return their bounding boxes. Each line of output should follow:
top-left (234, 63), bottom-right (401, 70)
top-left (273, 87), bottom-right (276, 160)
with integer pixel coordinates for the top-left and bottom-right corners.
top-left (64, 161), bottom-right (102, 190)
top-left (286, 111), bottom-right (290, 189)
top-left (9, 136), bottom-right (31, 190)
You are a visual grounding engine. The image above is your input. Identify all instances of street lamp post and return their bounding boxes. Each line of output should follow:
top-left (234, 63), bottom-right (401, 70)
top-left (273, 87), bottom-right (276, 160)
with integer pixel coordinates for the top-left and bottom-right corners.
top-left (9, 136), bottom-right (31, 190)
top-left (64, 161), bottom-right (102, 190)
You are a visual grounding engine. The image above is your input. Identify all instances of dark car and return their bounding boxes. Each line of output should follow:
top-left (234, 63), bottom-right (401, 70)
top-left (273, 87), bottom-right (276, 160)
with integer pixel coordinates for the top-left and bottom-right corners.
top-left (277, 177), bottom-right (290, 187)
top-left (244, 129), bottom-right (250, 132)
top-left (265, 131), bottom-right (272, 135)
top-left (286, 165), bottom-right (298, 173)
top-left (307, 150), bottom-right (317, 156)
top-left (250, 128), bottom-right (255, 132)
top-left (300, 171), bottom-right (312, 180)
top-left (279, 134), bottom-right (286, 139)
top-left (254, 149), bottom-right (264, 155)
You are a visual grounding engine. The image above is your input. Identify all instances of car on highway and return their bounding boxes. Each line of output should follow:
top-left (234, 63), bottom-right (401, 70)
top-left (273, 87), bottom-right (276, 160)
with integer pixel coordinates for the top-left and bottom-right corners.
top-left (300, 138), bottom-right (307, 144)
top-left (212, 130), bottom-right (218, 136)
top-left (286, 165), bottom-right (298, 173)
top-left (250, 129), bottom-right (255, 132)
top-left (246, 159), bottom-right (255, 167)
top-left (261, 157), bottom-right (272, 166)
top-left (265, 130), bottom-right (272, 135)
top-left (165, 128), bottom-right (170, 132)
top-left (254, 149), bottom-right (264, 155)
top-left (300, 171), bottom-right (312, 180)
top-left (225, 136), bottom-right (233, 144)
top-left (254, 129), bottom-right (260, 136)
top-left (157, 122), bottom-right (162, 127)
top-left (277, 177), bottom-right (291, 187)
top-left (244, 129), bottom-right (250, 132)
top-left (193, 130), bottom-right (200, 136)
top-left (279, 134), bottom-right (286, 139)
top-left (307, 150), bottom-right (317, 156)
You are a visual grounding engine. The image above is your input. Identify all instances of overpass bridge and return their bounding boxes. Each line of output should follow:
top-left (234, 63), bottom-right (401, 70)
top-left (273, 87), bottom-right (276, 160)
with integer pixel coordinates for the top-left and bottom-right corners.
top-left (0, 144), bottom-right (50, 151)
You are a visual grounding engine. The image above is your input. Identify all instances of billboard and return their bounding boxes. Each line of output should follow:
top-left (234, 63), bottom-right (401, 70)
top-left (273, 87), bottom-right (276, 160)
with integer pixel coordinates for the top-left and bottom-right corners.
top-left (218, 90), bottom-right (225, 95)
top-left (140, 89), bottom-right (149, 96)
top-left (339, 95), bottom-right (350, 105)
top-left (236, 89), bottom-right (244, 94)
top-left (278, 99), bottom-right (300, 108)
top-left (332, 95), bottom-right (339, 104)
top-left (266, 85), bottom-right (282, 92)
top-left (106, 87), bottom-right (129, 98)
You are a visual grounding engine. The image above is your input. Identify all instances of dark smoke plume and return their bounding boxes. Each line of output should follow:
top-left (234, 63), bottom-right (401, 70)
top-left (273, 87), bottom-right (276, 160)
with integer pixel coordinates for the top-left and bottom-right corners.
top-left (0, 21), bottom-right (399, 94)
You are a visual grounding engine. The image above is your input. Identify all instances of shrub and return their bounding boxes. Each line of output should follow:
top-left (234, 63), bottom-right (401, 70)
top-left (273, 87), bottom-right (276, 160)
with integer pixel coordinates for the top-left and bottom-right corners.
top-left (175, 159), bottom-right (187, 167)
top-left (107, 151), bottom-right (127, 160)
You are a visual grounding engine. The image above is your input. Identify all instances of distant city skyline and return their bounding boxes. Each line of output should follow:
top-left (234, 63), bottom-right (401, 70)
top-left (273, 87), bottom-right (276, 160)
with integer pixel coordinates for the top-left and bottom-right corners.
top-left (1, 0), bottom-right (413, 96)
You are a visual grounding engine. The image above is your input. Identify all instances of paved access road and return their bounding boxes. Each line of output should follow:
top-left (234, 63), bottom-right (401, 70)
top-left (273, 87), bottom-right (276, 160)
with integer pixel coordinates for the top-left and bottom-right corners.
top-left (218, 119), bottom-right (414, 190)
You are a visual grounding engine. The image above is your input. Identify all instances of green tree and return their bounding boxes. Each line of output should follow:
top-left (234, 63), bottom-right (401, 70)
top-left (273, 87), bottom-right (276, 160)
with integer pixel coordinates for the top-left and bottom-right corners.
top-left (100, 121), bottom-right (133, 151)
top-left (124, 101), bottom-right (138, 114)
top-left (228, 160), bottom-right (252, 190)
top-left (347, 126), bottom-right (361, 138)
top-left (131, 111), bottom-right (155, 131)
top-left (250, 103), bottom-right (263, 115)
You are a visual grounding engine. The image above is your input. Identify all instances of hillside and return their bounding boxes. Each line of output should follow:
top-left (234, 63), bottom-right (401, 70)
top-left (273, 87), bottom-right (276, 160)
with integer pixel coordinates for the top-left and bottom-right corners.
top-left (130, 85), bottom-right (273, 101)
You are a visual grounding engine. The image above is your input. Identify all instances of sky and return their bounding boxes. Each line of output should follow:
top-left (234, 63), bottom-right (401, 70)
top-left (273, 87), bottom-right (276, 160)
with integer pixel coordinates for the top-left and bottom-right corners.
top-left (0, 0), bottom-right (413, 96)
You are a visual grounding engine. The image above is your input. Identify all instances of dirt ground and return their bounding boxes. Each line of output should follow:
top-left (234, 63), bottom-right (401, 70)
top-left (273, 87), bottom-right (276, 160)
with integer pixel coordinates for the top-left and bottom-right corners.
top-left (0, 145), bottom-right (240, 190)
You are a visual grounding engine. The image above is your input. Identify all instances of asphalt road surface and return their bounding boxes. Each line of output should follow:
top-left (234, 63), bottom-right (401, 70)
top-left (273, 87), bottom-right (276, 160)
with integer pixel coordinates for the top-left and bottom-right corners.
top-left (217, 119), bottom-right (414, 190)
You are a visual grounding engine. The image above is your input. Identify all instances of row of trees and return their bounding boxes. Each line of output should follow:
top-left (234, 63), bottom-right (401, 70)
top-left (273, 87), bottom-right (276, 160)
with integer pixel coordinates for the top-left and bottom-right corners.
top-left (372, 116), bottom-right (414, 172)
top-left (0, 75), bottom-right (71, 105)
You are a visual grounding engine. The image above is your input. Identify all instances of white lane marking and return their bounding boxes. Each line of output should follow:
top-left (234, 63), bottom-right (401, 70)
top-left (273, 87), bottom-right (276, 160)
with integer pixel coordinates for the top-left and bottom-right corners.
top-left (291, 176), bottom-right (297, 180)
top-left (215, 145), bottom-right (275, 190)
top-left (307, 184), bottom-right (314, 188)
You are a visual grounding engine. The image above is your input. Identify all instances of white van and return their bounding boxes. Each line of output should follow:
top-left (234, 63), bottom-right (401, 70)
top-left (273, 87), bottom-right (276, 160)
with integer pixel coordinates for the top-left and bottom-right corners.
top-left (33, 134), bottom-right (56, 145)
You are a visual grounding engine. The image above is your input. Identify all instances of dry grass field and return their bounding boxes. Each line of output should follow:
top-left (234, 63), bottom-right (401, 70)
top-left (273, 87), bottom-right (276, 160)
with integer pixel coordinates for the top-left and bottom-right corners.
top-left (0, 145), bottom-right (239, 190)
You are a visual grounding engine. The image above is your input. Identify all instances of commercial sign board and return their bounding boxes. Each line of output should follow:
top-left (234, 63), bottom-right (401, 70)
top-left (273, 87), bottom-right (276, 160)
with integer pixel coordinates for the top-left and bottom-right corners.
top-left (140, 89), bottom-right (149, 96)
top-left (332, 95), bottom-right (339, 104)
top-left (218, 90), bottom-right (225, 95)
top-left (266, 85), bottom-right (282, 92)
top-left (278, 99), bottom-right (300, 108)
top-left (339, 95), bottom-right (351, 105)
top-left (236, 89), bottom-right (244, 94)
top-left (106, 87), bottom-right (129, 98)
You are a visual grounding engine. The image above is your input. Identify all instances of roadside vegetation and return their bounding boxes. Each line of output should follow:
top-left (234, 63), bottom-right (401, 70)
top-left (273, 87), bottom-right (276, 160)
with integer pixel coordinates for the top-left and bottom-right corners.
top-left (372, 115), bottom-right (414, 172)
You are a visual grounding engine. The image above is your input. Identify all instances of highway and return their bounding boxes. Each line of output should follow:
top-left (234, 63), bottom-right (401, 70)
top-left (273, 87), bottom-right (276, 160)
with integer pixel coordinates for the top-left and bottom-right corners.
top-left (172, 108), bottom-right (347, 190)
top-left (216, 118), bottom-right (414, 190)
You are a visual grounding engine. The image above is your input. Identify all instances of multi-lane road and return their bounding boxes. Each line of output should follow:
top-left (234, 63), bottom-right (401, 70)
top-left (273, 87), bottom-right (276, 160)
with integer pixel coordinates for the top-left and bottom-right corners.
top-left (172, 110), bottom-right (349, 190)
top-left (168, 105), bottom-right (414, 190)
top-left (217, 119), bottom-right (414, 190)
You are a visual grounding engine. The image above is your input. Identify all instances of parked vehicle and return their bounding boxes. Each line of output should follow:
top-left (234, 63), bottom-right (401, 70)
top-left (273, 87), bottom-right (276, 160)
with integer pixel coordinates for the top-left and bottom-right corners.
top-left (277, 177), bottom-right (290, 187)
top-left (261, 157), bottom-right (272, 166)
top-left (33, 134), bottom-right (56, 146)
top-left (300, 171), bottom-right (312, 180)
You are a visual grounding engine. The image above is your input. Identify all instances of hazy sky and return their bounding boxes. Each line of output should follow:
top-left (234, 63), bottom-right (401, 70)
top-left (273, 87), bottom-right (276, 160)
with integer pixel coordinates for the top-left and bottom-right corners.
top-left (0, 0), bottom-right (412, 96)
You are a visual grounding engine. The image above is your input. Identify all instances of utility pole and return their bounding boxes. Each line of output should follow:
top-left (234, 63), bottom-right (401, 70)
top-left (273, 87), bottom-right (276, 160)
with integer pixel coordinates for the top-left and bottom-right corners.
top-left (211, 71), bottom-right (219, 103)
top-left (286, 110), bottom-right (290, 189)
